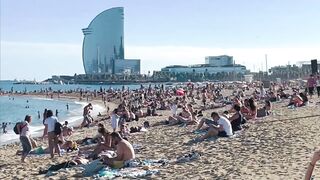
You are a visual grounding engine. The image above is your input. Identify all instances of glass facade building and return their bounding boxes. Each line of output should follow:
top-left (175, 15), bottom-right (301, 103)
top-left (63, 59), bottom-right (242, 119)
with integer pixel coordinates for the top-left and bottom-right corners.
top-left (82, 7), bottom-right (125, 74)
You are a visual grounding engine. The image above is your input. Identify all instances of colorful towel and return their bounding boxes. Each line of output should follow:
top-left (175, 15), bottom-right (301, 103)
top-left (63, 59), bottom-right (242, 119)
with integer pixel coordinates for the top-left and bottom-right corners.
top-left (96, 167), bottom-right (160, 179)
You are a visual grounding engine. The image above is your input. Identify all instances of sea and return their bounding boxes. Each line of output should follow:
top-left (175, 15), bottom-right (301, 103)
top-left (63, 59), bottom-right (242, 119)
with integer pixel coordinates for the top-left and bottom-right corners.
top-left (0, 81), bottom-right (145, 145)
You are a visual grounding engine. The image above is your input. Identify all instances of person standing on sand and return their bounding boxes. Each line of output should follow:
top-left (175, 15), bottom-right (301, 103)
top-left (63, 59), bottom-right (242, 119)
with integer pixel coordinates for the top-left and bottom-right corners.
top-left (111, 108), bottom-right (120, 132)
top-left (81, 103), bottom-right (93, 128)
top-left (307, 74), bottom-right (316, 99)
top-left (18, 115), bottom-right (32, 162)
top-left (2, 122), bottom-right (8, 134)
top-left (44, 110), bottom-right (61, 158)
top-left (305, 149), bottom-right (320, 180)
top-left (316, 75), bottom-right (320, 98)
top-left (42, 109), bottom-right (48, 139)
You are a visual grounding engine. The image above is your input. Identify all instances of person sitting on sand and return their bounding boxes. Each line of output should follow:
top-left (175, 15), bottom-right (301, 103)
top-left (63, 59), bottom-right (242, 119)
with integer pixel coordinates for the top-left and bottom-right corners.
top-left (299, 92), bottom-right (309, 106)
top-left (168, 106), bottom-right (193, 125)
top-left (243, 98), bottom-right (257, 120)
top-left (62, 121), bottom-right (73, 137)
top-left (103, 132), bottom-right (135, 168)
top-left (287, 93), bottom-right (304, 107)
top-left (305, 149), bottom-right (320, 180)
top-left (87, 128), bottom-right (112, 159)
top-left (228, 104), bottom-right (244, 132)
top-left (195, 112), bottom-right (233, 141)
top-left (257, 100), bottom-right (272, 118)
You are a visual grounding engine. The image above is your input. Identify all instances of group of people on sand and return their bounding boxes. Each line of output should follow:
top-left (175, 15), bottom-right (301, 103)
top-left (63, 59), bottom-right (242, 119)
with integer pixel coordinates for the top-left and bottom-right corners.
top-left (12, 78), bottom-right (320, 177)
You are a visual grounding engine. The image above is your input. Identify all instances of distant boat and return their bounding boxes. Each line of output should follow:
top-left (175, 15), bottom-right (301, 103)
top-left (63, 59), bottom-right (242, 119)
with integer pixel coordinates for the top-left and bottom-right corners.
top-left (13, 80), bottom-right (37, 85)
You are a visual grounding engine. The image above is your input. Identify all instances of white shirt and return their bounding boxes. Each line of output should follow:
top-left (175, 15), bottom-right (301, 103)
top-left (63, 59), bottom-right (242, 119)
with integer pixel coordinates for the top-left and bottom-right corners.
top-left (44, 116), bottom-right (58, 133)
top-left (170, 104), bottom-right (177, 116)
top-left (317, 79), bottom-right (320, 87)
top-left (20, 121), bottom-right (30, 137)
top-left (111, 113), bottom-right (119, 130)
top-left (217, 116), bottom-right (233, 136)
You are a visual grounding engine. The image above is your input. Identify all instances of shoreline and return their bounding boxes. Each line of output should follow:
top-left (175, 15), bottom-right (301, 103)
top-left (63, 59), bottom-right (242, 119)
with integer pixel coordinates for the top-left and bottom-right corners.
top-left (0, 93), bottom-right (111, 146)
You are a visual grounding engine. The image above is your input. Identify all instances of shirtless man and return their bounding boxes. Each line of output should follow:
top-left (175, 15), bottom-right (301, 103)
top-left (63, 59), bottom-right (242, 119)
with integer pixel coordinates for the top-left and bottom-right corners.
top-left (103, 132), bottom-right (135, 168)
top-left (168, 106), bottom-right (192, 125)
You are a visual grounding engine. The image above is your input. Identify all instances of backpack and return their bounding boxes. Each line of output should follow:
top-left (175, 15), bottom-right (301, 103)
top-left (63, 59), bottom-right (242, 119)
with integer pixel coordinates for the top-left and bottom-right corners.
top-left (13, 122), bottom-right (27, 134)
top-left (54, 122), bottom-right (63, 135)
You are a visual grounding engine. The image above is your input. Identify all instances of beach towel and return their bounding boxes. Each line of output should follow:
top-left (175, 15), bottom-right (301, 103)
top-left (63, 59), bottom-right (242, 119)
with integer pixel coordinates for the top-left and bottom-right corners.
top-left (82, 159), bottom-right (105, 177)
top-left (95, 167), bottom-right (160, 179)
top-left (124, 159), bottom-right (168, 168)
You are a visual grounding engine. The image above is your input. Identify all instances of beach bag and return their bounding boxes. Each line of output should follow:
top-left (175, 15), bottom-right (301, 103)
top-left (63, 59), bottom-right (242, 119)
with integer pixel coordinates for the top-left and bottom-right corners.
top-left (13, 122), bottom-right (27, 134)
top-left (54, 122), bottom-right (63, 135)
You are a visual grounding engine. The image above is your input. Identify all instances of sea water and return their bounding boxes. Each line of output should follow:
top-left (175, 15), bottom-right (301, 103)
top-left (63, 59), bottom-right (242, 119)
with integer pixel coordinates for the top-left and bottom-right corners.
top-left (0, 80), bottom-right (144, 92)
top-left (0, 95), bottom-right (104, 145)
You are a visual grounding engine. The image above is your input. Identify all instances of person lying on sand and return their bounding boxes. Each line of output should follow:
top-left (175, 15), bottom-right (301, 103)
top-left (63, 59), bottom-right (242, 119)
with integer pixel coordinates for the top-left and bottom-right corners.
top-left (103, 132), bottom-right (135, 169)
top-left (195, 112), bottom-right (233, 141)
top-left (16, 140), bottom-right (78, 155)
top-left (76, 124), bottom-right (105, 145)
top-left (39, 156), bottom-right (89, 174)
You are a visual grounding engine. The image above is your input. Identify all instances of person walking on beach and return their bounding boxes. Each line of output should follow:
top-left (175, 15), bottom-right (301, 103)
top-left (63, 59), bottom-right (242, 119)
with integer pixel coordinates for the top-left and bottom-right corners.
top-left (18, 115), bottom-right (32, 162)
top-left (2, 122), bottom-right (8, 134)
top-left (81, 103), bottom-right (93, 128)
top-left (44, 110), bottom-right (61, 158)
top-left (42, 109), bottom-right (48, 139)
top-left (307, 74), bottom-right (316, 99)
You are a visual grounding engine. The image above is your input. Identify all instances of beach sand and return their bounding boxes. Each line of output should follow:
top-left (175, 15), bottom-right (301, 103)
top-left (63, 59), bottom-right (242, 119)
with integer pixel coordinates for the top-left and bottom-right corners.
top-left (0, 94), bottom-right (320, 179)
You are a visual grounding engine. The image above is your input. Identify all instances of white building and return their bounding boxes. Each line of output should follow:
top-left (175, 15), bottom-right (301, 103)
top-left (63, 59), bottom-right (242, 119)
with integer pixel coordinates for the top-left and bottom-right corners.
top-left (161, 55), bottom-right (246, 74)
top-left (205, 55), bottom-right (234, 66)
top-left (161, 64), bottom-right (246, 74)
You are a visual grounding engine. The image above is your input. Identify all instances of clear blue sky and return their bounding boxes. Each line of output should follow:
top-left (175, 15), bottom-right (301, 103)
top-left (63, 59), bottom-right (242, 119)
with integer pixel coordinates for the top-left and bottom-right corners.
top-left (1, 0), bottom-right (320, 80)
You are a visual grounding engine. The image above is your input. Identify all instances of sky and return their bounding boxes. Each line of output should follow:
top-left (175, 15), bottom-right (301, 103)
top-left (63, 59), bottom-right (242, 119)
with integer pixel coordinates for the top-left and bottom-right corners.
top-left (1, 0), bottom-right (320, 81)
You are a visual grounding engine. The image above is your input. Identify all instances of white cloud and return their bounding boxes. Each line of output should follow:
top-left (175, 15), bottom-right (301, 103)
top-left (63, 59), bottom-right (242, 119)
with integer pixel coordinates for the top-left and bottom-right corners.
top-left (1, 41), bottom-right (319, 80)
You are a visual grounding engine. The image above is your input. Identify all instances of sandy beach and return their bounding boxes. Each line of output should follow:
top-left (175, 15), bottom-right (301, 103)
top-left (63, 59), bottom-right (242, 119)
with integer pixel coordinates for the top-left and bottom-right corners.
top-left (0, 92), bottom-right (320, 179)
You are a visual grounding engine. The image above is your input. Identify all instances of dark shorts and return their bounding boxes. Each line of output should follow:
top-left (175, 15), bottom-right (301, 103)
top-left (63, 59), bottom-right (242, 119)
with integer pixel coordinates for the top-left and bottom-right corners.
top-left (217, 131), bottom-right (229, 137)
top-left (308, 87), bottom-right (314, 95)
